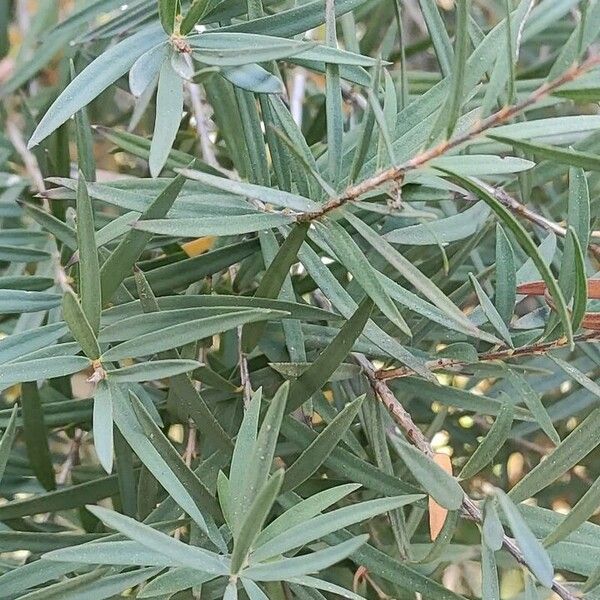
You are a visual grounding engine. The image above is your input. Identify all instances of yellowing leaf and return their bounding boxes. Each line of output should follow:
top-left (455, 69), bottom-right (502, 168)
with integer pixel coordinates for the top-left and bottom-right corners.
top-left (429, 453), bottom-right (453, 540)
top-left (182, 236), bottom-right (216, 257)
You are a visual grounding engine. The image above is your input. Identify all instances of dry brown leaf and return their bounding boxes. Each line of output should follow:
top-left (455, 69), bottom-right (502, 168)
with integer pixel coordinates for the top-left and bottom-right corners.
top-left (429, 452), bottom-right (453, 540)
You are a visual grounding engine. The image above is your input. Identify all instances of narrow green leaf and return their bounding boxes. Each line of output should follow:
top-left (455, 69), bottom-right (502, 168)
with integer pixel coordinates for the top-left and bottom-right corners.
top-left (391, 438), bottom-right (464, 510)
top-left (439, 0), bottom-right (470, 138)
top-left (101, 173), bottom-right (186, 304)
top-left (544, 472), bottom-right (600, 547)
top-left (149, 56), bottom-right (184, 177)
top-left (566, 227), bottom-right (587, 332)
top-left (418, 0), bottom-right (453, 76)
top-left (0, 290), bottom-right (61, 314)
top-left (257, 484), bottom-right (361, 547)
top-left (231, 470), bottom-right (284, 574)
top-left (84, 505), bottom-right (228, 574)
top-left (287, 299), bottom-right (373, 412)
top-left (158, 0), bottom-right (180, 34)
top-left (469, 273), bottom-right (513, 347)
top-left (481, 545), bottom-right (500, 600)
top-left (120, 389), bottom-right (218, 536)
top-left (283, 396), bottom-right (364, 492)
top-left (253, 494), bottom-right (423, 562)
top-left (28, 26), bottom-right (167, 147)
top-left (549, 355), bottom-right (600, 400)
top-left (325, 0), bottom-right (342, 186)
top-left (244, 535), bottom-right (368, 581)
top-left (223, 581), bottom-right (238, 600)
top-left (438, 170), bottom-right (573, 345)
top-left (568, 167), bottom-right (590, 249)
top-left (239, 383), bottom-right (289, 534)
top-left (21, 382), bottom-right (56, 490)
top-left (0, 405), bottom-right (18, 484)
top-left (315, 220), bottom-right (409, 334)
top-left (0, 322), bottom-right (68, 365)
top-left (489, 135), bottom-right (600, 172)
top-left (0, 356), bottom-right (91, 390)
top-left (459, 401), bottom-right (514, 480)
top-left (482, 497), bottom-right (504, 551)
top-left (92, 380), bottom-right (114, 474)
top-left (229, 387), bottom-right (262, 531)
top-left (510, 408), bottom-right (600, 502)
top-left (102, 309), bottom-right (285, 360)
top-left (494, 223), bottom-right (516, 325)
top-left (76, 175), bottom-right (101, 334)
top-left (181, 0), bottom-right (211, 34)
top-left (62, 290), bottom-right (100, 360)
top-left (345, 211), bottom-right (477, 333)
top-left (510, 374), bottom-right (560, 446)
top-left (134, 212), bottom-right (295, 238)
top-left (243, 223), bottom-right (309, 352)
top-left (106, 359), bottom-right (200, 382)
top-left (384, 201), bottom-right (490, 245)
top-left (138, 568), bottom-right (215, 597)
top-left (221, 64), bottom-right (283, 94)
top-left (496, 490), bottom-right (554, 588)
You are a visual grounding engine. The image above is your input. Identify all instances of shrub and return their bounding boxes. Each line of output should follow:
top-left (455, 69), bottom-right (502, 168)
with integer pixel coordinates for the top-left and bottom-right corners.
top-left (0, 0), bottom-right (599, 598)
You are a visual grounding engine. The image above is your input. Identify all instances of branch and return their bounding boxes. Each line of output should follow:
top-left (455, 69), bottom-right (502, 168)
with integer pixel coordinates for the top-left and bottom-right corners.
top-left (298, 55), bottom-right (600, 222)
top-left (355, 354), bottom-right (577, 600)
top-left (473, 182), bottom-right (600, 261)
top-left (376, 331), bottom-right (599, 381)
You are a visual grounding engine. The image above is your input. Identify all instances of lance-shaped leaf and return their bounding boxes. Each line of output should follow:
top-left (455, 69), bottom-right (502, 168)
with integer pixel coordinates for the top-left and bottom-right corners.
top-left (469, 273), bottom-right (513, 347)
top-left (100, 173), bottom-right (186, 303)
top-left (231, 469), bottom-right (284, 574)
top-left (544, 472), bottom-right (600, 547)
top-left (257, 484), bottom-right (361, 546)
top-left (0, 290), bottom-right (61, 314)
top-left (496, 490), bottom-right (554, 588)
top-left (0, 322), bottom-right (67, 364)
top-left (510, 408), bottom-right (600, 502)
top-left (236, 383), bottom-right (289, 536)
top-left (459, 401), bottom-right (514, 479)
top-left (489, 134), bottom-right (600, 172)
top-left (0, 356), bottom-right (91, 391)
top-left (286, 299), bottom-right (373, 412)
top-left (134, 212), bottom-right (295, 238)
top-left (391, 438), bottom-right (464, 510)
top-left (495, 223), bottom-right (516, 325)
top-left (102, 309), bottom-right (286, 360)
top-left (93, 380), bottom-right (114, 474)
top-left (252, 494), bottom-right (423, 562)
top-left (28, 25), bottom-right (167, 148)
top-left (75, 175), bottom-right (101, 334)
top-left (106, 359), bottom-right (201, 382)
top-left (62, 289), bottom-right (100, 360)
top-left (439, 170), bottom-right (573, 345)
top-left (111, 386), bottom-right (219, 540)
top-left (149, 55), bottom-right (184, 177)
top-left (314, 220), bottom-right (409, 334)
top-left (243, 223), bottom-right (309, 352)
top-left (283, 395), bottom-right (364, 492)
top-left (80, 505), bottom-right (228, 573)
top-left (158, 0), bottom-right (180, 34)
top-left (21, 382), bottom-right (56, 490)
top-left (243, 535), bottom-right (368, 581)
top-left (0, 406), bottom-right (18, 484)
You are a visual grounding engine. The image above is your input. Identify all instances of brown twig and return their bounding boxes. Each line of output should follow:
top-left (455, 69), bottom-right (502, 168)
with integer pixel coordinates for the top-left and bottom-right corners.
top-left (298, 56), bottom-right (600, 222)
top-left (376, 331), bottom-right (600, 381)
top-left (473, 182), bottom-right (600, 261)
top-left (355, 354), bottom-right (577, 600)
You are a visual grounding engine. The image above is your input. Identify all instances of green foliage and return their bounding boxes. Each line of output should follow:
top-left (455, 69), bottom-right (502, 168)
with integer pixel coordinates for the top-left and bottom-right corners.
top-left (1, 1), bottom-right (600, 599)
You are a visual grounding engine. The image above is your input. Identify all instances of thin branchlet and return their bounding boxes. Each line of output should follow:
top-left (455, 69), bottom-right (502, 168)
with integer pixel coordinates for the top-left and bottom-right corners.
top-left (298, 55), bottom-right (600, 222)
